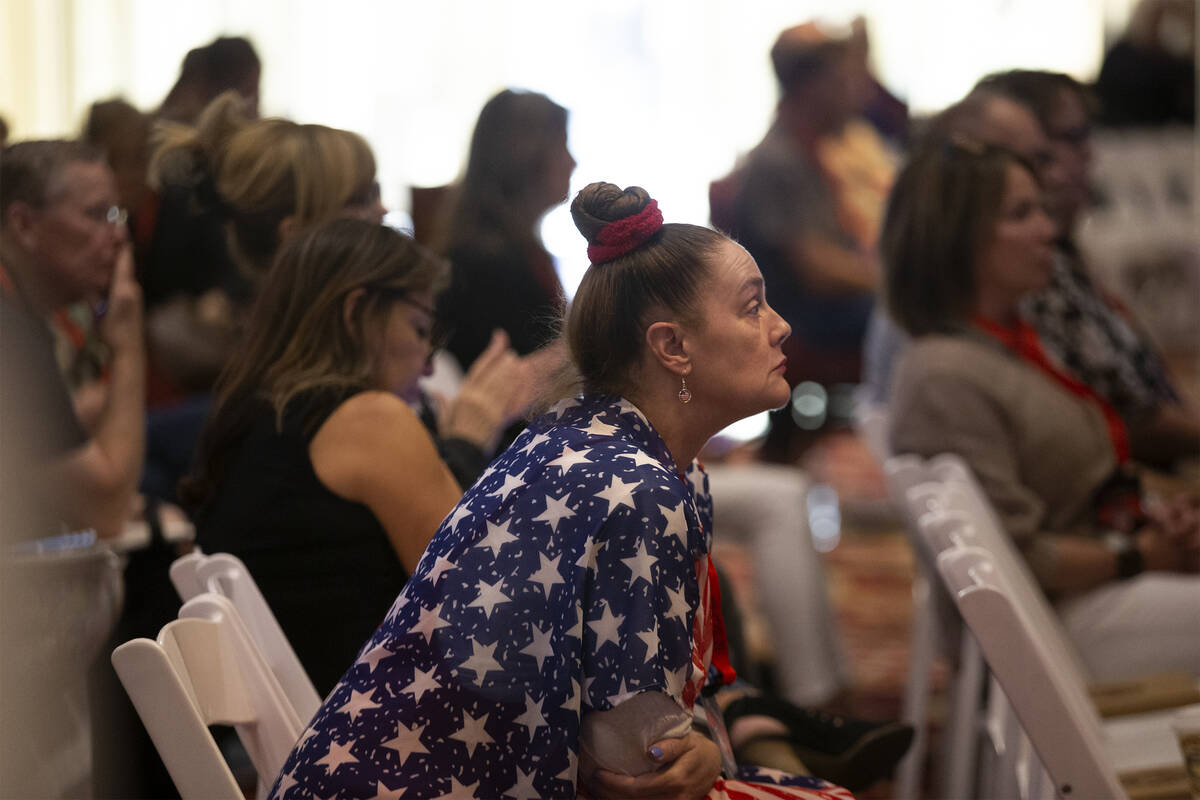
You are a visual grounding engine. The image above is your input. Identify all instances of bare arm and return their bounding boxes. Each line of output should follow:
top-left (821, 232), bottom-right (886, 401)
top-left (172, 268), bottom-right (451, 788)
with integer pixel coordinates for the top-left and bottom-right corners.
top-left (310, 391), bottom-right (462, 572)
top-left (50, 246), bottom-right (146, 539)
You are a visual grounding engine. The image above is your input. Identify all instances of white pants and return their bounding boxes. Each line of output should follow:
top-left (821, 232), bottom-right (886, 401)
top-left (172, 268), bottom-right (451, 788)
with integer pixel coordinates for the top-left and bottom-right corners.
top-left (706, 464), bottom-right (848, 705)
top-left (1057, 572), bottom-right (1200, 682)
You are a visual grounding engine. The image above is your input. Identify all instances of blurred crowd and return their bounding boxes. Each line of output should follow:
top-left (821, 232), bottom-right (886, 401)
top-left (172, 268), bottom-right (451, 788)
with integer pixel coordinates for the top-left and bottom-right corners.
top-left (0, 0), bottom-right (1196, 795)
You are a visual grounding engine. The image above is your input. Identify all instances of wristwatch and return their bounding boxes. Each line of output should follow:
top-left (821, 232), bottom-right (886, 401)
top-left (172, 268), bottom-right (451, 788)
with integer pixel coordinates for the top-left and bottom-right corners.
top-left (1103, 531), bottom-right (1144, 580)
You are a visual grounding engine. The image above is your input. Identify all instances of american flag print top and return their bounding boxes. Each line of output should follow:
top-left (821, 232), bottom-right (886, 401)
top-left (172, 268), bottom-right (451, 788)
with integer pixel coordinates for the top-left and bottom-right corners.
top-left (268, 394), bottom-right (853, 800)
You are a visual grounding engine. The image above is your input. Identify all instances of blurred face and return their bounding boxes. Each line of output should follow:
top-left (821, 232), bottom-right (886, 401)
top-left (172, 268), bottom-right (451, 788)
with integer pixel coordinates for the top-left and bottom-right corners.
top-left (685, 240), bottom-right (792, 423)
top-left (26, 161), bottom-right (127, 305)
top-left (538, 128), bottom-right (576, 212)
top-left (975, 164), bottom-right (1057, 309)
top-left (342, 181), bottom-right (387, 225)
top-left (1044, 88), bottom-right (1092, 228)
top-left (984, 98), bottom-right (1068, 235)
top-left (371, 289), bottom-right (436, 402)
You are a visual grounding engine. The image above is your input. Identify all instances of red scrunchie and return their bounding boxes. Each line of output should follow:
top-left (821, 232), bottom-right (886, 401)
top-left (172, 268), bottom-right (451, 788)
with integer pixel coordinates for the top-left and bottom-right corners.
top-left (586, 200), bottom-right (664, 264)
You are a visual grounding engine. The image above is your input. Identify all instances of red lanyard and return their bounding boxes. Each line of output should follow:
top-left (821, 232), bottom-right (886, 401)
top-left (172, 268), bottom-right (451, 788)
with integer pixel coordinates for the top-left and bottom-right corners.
top-left (973, 315), bottom-right (1130, 463)
top-left (705, 557), bottom-right (738, 687)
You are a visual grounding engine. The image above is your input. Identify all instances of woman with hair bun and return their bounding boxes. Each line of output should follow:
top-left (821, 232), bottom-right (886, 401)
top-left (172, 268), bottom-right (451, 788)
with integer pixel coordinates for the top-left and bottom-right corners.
top-left (268, 183), bottom-right (853, 800)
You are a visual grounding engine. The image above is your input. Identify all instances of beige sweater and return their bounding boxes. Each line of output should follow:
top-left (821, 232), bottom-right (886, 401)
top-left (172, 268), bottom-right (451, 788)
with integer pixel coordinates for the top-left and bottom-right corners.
top-left (889, 334), bottom-right (1117, 576)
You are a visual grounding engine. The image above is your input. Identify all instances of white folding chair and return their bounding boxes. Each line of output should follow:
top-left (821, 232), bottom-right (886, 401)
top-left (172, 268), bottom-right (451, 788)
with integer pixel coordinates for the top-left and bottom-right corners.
top-left (936, 546), bottom-right (1129, 799)
top-left (883, 455), bottom-right (990, 800)
top-left (171, 551), bottom-right (322, 723)
top-left (112, 593), bottom-right (304, 800)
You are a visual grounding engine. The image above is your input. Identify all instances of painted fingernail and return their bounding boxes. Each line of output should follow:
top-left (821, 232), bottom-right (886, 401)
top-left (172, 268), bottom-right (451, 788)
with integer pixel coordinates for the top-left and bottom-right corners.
top-left (649, 745), bottom-right (663, 759)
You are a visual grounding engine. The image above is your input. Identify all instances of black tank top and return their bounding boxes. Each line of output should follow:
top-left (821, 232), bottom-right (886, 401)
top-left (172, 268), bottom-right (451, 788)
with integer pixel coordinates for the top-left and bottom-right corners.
top-left (195, 388), bottom-right (410, 695)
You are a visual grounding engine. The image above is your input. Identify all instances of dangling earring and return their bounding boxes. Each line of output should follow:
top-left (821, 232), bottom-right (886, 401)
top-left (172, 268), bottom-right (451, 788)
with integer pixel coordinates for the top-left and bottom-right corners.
top-left (678, 375), bottom-right (692, 404)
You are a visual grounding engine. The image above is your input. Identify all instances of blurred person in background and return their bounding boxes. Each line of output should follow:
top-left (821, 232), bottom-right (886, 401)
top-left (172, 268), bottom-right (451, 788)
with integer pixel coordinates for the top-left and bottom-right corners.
top-left (0, 140), bottom-right (145, 543)
top-left (884, 141), bottom-right (1199, 682)
top-left (978, 69), bottom-right (1200, 466)
top-left (436, 89), bottom-right (574, 370)
top-left (1096, 0), bottom-right (1195, 127)
top-left (183, 218), bottom-right (528, 695)
top-left (862, 78), bottom-right (1200, 466)
top-left (712, 21), bottom-right (894, 461)
top-left (1, 140), bottom-right (143, 798)
top-left (137, 91), bottom-right (388, 499)
top-left (155, 34), bottom-right (261, 124)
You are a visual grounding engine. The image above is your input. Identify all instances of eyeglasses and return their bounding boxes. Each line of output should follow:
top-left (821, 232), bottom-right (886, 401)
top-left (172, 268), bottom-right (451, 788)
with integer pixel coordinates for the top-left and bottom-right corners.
top-left (79, 205), bottom-right (128, 227)
top-left (1049, 125), bottom-right (1091, 147)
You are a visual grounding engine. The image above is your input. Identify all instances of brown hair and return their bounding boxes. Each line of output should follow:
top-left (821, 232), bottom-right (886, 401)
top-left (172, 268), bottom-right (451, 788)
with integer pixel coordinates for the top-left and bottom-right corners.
top-left (440, 89), bottom-right (568, 254)
top-left (974, 70), bottom-right (1097, 132)
top-left (882, 141), bottom-right (1035, 335)
top-left (0, 140), bottom-right (106, 222)
top-left (150, 92), bottom-right (378, 277)
top-left (182, 218), bottom-right (448, 509)
top-left (158, 35), bottom-right (261, 124)
top-left (561, 182), bottom-right (726, 397)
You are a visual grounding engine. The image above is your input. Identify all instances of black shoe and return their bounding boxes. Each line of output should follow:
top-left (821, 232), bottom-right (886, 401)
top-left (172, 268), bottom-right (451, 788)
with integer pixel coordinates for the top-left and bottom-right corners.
top-left (724, 695), bottom-right (914, 792)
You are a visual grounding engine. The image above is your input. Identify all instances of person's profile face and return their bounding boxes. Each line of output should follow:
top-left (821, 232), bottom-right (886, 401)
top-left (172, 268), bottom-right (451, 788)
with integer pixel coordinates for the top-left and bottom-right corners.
top-left (681, 240), bottom-right (792, 425)
top-left (370, 289), bottom-right (437, 403)
top-left (31, 161), bottom-right (127, 304)
top-left (974, 163), bottom-right (1057, 308)
top-left (1044, 89), bottom-right (1092, 227)
top-left (538, 128), bottom-right (576, 212)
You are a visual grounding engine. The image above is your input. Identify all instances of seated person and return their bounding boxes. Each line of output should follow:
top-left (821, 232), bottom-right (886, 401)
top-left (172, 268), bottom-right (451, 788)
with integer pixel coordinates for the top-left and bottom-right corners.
top-left (0, 140), bottom-right (145, 541)
top-left (436, 88), bottom-right (574, 370)
top-left (883, 141), bottom-right (1199, 682)
top-left (861, 83), bottom-right (1199, 467)
top-left (267, 184), bottom-right (854, 799)
top-left (0, 139), bottom-right (144, 796)
top-left (184, 219), bottom-right (527, 694)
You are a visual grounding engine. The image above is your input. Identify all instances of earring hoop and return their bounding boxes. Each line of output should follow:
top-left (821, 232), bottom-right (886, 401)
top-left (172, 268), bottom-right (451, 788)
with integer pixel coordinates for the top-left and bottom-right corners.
top-left (677, 375), bottom-right (692, 404)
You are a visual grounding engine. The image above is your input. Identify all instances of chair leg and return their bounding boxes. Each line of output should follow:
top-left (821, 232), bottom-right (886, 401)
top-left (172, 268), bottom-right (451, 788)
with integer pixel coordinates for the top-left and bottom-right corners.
top-left (941, 630), bottom-right (984, 798)
top-left (895, 574), bottom-right (939, 800)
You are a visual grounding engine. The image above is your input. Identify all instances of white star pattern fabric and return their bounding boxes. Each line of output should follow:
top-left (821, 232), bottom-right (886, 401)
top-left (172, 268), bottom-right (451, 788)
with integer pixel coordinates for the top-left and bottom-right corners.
top-left (268, 395), bottom-right (853, 800)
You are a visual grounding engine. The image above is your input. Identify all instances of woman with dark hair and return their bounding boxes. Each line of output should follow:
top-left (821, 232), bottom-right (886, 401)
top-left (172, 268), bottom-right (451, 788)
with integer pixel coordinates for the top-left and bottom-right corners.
top-left (185, 218), bottom-right (526, 694)
top-left (157, 35), bottom-right (262, 124)
top-left (436, 89), bottom-right (575, 369)
top-left (884, 141), bottom-right (1199, 683)
top-left (267, 184), bottom-right (854, 799)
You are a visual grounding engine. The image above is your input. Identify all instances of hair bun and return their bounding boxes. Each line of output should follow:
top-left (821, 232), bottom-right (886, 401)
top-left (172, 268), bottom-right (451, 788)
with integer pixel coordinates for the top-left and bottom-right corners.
top-left (570, 182), bottom-right (653, 245)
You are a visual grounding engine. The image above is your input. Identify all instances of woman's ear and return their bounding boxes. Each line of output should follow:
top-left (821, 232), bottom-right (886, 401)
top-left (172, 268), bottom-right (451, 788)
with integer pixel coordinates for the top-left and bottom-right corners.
top-left (5, 201), bottom-right (41, 250)
top-left (644, 321), bottom-right (691, 377)
top-left (342, 288), bottom-right (367, 340)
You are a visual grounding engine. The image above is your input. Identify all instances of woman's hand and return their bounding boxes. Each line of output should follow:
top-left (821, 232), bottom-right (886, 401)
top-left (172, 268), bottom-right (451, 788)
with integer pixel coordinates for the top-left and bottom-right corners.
top-left (439, 329), bottom-right (529, 453)
top-left (588, 731), bottom-right (721, 800)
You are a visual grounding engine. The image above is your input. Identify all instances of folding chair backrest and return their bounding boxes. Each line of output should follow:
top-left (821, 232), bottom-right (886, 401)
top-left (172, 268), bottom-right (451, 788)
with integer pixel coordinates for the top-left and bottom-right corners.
top-left (923, 456), bottom-right (1094, 691)
top-left (169, 550), bottom-right (205, 601)
top-left (112, 594), bottom-right (304, 799)
top-left (171, 552), bottom-right (322, 723)
top-left (936, 546), bottom-right (1128, 800)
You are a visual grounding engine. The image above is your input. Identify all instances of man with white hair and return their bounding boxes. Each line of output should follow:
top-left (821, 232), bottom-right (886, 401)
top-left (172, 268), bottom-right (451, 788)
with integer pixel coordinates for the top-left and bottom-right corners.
top-left (0, 139), bottom-right (145, 543)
